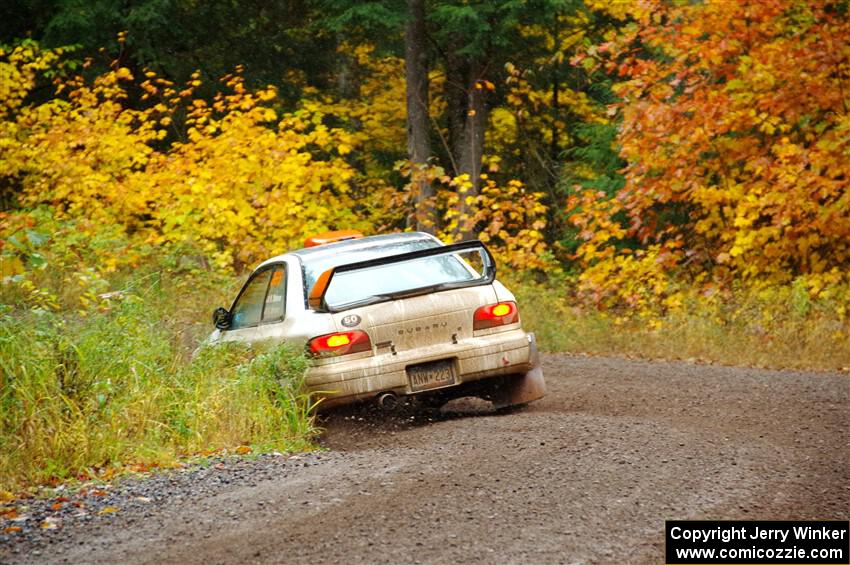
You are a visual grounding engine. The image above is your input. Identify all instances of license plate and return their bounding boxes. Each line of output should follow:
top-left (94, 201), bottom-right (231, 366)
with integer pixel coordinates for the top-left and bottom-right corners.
top-left (406, 359), bottom-right (457, 392)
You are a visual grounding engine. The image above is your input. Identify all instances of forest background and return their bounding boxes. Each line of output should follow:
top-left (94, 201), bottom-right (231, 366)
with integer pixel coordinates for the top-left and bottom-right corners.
top-left (1, 0), bottom-right (849, 490)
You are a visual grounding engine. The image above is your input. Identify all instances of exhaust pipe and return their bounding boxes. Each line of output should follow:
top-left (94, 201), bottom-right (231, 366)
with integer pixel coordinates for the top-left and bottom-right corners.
top-left (377, 392), bottom-right (399, 410)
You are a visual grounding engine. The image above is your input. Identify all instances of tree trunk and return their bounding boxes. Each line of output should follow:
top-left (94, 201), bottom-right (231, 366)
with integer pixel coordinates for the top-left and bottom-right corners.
top-left (445, 45), bottom-right (468, 177)
top-left (550, 16), bottom-right (561, 164)
top-left (453, 62), bottom-right (487, 240)
top-left (457, 64), bottom-right (486, 189)
top-left (335, 33), bottom-right (359, 99)
top-left (405, 0), bottom-right (434, 233)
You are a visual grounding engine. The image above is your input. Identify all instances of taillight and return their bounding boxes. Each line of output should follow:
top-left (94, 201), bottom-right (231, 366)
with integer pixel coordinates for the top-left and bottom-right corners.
top-left (473, 301), bottom-right (519, 331)
top-left (308, 330), bottom-right (372, 357)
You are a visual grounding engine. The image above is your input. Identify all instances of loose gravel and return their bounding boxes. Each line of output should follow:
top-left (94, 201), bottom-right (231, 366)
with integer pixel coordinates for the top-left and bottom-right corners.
top-left (2, 354), bottom-right (848, 564)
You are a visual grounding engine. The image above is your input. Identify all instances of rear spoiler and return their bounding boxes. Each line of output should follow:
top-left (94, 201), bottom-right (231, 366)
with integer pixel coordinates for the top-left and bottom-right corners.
top-left (308, 240), bottom-right (497, 313)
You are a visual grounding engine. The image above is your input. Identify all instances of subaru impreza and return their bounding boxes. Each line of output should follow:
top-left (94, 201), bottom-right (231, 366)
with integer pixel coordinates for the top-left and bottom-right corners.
top-left (207, 231), bottom-right (545, 410)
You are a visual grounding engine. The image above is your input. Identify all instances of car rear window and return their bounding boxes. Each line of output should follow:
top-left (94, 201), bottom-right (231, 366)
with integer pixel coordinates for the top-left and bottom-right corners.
top-left (302, 239), bottom-right (440, 297)
top-left (307, 243), bottom-right (492, 311)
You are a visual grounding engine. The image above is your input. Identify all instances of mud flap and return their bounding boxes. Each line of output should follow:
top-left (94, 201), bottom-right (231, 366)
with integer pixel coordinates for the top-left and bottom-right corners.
top-left (490, 333), bottom-right (546, 409)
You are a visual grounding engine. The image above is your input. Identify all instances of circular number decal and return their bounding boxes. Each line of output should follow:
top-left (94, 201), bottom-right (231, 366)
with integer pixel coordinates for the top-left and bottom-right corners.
top-left (341, 314), bottom-right (362, 327)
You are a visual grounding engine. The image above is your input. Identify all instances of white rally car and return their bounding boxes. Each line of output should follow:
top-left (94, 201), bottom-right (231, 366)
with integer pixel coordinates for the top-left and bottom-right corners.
top-left (207, 231), bottom-right (545, 410)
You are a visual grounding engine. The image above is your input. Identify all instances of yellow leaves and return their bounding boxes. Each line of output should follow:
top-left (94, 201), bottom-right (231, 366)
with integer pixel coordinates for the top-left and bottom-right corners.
top-left (0, 255), bottom-right (25, 278)
top-left (145, 97), bottom-right (369, 265)
top-left (577, 242), bottom-right (686, 317)
top-left (0, 42), bottom-right (63, 116)
top-left (257, 86), bottom-right (277, 102)
top-left (0, 43), bottom-right (380, 271)
top-left (386, 162), bottom-right (552, 270)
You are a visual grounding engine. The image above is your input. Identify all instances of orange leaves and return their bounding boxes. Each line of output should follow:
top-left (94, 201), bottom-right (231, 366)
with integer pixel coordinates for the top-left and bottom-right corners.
top-left (571, 0), bottom-right (850, 310)
top-left (566, 189), bottom-right (626, 265)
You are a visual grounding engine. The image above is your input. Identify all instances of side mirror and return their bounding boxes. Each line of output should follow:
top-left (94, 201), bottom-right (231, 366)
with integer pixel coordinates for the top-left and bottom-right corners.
top-left (213, 307), bottom-right (231, 330)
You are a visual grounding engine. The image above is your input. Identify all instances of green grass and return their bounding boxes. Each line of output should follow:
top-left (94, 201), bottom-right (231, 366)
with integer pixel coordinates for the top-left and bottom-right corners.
top-left (513, 275), bottom-right (850, 372)
top-left (0, 270), bottom-right (318, 492)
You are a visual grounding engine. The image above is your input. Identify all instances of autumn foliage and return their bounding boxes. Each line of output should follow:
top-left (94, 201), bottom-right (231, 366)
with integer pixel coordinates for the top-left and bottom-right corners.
top-left (2, 3), bottom-right (849, 326)
top-left (3, 2), bottom-right (850, 491)
top-left (570, 0), bottom-right (850, 312)
top-left (1, 39), bottom-right (548, 283)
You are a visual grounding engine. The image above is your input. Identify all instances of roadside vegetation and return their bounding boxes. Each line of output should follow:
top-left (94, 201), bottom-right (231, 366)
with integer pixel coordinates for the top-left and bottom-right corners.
top-left (513, 276), bottom-right (850, 372)
top-left (2, 0), bottom-right (849, 491)
top-left (0, 217), bottom-right (316, 492)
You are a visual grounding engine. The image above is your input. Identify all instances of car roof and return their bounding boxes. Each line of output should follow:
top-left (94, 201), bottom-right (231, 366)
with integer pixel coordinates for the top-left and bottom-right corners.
top-left (256, 232), bottom-right (442, 269)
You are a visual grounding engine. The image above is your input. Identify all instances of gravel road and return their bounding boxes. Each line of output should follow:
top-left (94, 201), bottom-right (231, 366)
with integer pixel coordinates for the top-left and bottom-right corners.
top-left (3, 354), bottom-right (849, 564)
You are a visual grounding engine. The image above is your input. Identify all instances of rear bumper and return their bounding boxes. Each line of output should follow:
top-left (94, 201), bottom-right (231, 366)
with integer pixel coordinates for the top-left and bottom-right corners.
top-left (306, 329), bottom-right (537, 408)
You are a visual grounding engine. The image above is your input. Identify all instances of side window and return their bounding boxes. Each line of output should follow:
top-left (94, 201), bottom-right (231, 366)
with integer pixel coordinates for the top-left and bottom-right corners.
top-left (230, 270), bottom-right (272, 330)
top-left (262, 267), bottom-right (286, 323)
top-left (229, 265), bottom-right (287, 330)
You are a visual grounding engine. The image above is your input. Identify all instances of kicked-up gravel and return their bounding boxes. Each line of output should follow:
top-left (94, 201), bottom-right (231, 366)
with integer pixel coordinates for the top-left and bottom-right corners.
top-left (2, 354), bottom-right (848, 564)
